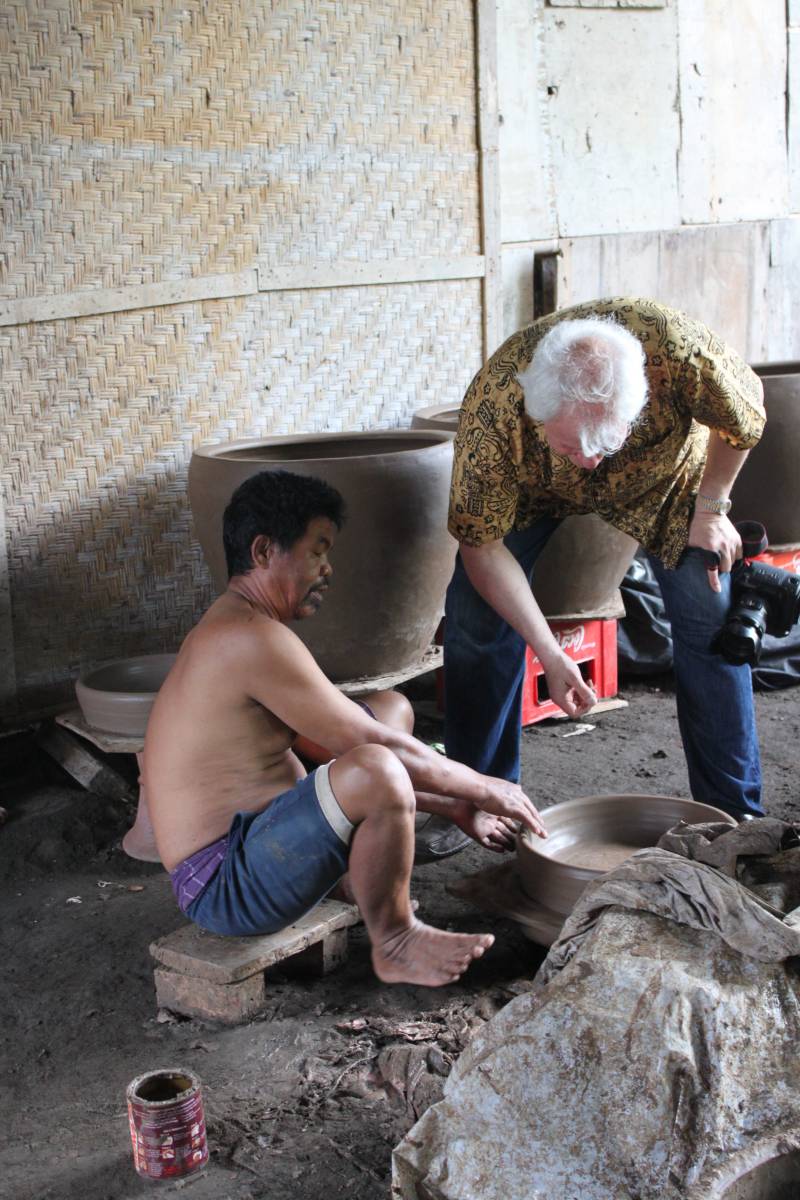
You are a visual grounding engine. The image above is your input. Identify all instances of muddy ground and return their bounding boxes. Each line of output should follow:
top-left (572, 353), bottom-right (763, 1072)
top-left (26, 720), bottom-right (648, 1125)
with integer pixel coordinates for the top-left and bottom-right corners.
top-left (2, 673), bottom-right (799, 1200)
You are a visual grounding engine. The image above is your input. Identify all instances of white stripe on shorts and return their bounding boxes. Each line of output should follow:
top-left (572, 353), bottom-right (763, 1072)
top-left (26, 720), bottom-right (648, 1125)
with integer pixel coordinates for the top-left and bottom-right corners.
top-left (315, 761), bottom-right (354, 845)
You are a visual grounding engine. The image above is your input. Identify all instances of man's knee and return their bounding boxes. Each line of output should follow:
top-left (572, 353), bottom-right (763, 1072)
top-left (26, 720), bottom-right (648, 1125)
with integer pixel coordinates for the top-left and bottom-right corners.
top-left (334, 744), bottom-right (415, 813)
top-left (366, 689), bottom-right (414, 734)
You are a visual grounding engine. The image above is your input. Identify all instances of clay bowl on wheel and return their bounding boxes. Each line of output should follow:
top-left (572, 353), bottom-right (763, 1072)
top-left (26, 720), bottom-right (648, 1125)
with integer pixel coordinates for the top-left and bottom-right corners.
top-left (517, 794), bottom-right (736, 917)
top-left (75, 654), bottom-right (177, 738)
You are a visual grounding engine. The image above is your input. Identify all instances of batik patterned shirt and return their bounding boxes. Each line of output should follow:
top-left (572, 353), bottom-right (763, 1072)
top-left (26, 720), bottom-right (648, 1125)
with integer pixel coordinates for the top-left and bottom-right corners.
top-left (448, 297), bottom-right (765, 568)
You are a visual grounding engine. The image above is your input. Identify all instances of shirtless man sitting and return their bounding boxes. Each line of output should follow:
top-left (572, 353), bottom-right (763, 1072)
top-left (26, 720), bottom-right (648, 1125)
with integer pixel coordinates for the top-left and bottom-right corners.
top-left (144, 469), bottom-right (546, 988)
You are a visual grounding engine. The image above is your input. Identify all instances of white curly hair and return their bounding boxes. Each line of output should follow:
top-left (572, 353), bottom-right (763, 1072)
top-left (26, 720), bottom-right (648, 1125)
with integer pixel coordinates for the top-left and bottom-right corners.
top-left (518, 317), bottom-right (648, 457)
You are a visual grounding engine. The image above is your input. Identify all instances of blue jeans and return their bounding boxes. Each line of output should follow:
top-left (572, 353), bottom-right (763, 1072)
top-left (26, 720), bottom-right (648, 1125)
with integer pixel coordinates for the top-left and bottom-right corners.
top-left (443, 519), bottom-right (763, 818)
top-left (185, 764), bottom-right (354, 937)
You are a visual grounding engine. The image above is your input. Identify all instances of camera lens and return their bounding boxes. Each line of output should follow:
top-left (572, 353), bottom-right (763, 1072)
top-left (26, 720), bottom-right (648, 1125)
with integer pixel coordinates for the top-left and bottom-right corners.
top-left (717, 597), bottom-right (768, 666)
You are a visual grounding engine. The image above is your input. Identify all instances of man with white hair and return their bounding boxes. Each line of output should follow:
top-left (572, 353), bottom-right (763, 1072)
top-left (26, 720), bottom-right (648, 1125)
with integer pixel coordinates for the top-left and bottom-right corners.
top-left (440, 297), bottom-right (766, 831)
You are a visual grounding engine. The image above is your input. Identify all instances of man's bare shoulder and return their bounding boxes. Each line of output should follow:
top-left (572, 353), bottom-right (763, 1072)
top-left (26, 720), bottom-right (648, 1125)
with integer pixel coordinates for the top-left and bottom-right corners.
top-left (190, 593), bottom-right (305, 661)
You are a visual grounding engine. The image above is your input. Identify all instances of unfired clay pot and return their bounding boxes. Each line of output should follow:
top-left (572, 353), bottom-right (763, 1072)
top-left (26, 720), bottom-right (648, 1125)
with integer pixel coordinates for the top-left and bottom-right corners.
top-left (75, 654), bottom-right (177, 737)
top-left (188, 431), bottom-right (457, 682)
top-left (517, 794), bottom-right (735, 917)
top-left (410, 404), bottom-right (637, 618)
top-left (731, 364), bottom-right (800, 546)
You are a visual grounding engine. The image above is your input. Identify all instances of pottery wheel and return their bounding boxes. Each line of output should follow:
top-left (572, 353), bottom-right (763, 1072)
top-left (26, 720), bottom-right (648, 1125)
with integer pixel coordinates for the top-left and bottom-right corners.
top-left (446, 861), bottom-right (565, 947)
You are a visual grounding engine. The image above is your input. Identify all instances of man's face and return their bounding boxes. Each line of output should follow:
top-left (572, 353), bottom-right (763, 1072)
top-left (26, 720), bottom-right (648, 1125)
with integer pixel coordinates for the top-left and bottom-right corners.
top-left (541, 411), bottom-right (628, 471)
top-left (272, 516), bottom-right (337, 621)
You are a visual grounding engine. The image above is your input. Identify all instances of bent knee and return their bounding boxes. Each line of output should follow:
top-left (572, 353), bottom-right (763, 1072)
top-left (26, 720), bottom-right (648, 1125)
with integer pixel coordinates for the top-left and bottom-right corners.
top-left (334, 744), bottom-right (414, 810)
top-left (367, 689), bottom-right (414, 734)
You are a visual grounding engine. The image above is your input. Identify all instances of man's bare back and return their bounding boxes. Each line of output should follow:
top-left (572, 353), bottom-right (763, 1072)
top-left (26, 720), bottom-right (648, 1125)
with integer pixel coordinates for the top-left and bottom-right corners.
top-left (144, 593), bottom-right (308, 871)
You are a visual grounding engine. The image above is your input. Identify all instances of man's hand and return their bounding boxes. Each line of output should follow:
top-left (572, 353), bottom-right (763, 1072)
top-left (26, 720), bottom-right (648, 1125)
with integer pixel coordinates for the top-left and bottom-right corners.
top-left (477, 779), bottom-right (548, 840)
top-left (540, 651), bottom-right (597, 718)
top-left (687, 511), bottom-right (742, 593)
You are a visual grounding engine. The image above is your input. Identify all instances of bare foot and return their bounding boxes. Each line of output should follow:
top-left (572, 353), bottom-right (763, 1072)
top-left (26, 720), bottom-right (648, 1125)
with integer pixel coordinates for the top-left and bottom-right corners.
top-left (372, 919), bottom-right (494, 987)
top-left (457, 809), bottom-right (519, 853)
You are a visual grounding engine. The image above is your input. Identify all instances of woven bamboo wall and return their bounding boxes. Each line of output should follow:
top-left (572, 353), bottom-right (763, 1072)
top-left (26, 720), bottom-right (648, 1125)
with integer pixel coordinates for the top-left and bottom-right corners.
top-left (0, 1), bottom-right (485, 721)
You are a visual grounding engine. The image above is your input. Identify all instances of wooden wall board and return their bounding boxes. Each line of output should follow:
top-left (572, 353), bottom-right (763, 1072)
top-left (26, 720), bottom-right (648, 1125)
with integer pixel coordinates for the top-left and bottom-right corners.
top-left (764, 219), bottom-right (800, 362)
top-left (790, 27), bottom-right (800, 214)
top-left (539, 2), bottom-right (681, 237)
top-left (556, 221), bottom-right (775, 360)
top-left (497, 0), bottom-right (557, 244)
top-left (677, 0), bottom-right (788, 225)
top-left (477, 0), bottom-right (503, 356)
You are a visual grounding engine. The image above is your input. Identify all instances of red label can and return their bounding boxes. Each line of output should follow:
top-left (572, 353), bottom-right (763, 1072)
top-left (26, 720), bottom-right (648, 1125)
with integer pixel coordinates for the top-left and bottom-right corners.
top-left (126, 1068), bottom-right (209, 1180)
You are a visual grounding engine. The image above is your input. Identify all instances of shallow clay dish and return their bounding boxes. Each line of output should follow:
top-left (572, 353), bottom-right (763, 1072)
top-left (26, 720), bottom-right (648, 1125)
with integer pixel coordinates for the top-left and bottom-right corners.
top-left (75, 654), bottom-right (177, 737)
top-left (518, 793), bottom-right (736, 917)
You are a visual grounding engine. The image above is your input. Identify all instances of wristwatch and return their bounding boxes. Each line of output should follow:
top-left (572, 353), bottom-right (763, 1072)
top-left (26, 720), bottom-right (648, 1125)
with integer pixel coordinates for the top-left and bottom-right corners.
top-left (695, 493), bottom-right (732, 516)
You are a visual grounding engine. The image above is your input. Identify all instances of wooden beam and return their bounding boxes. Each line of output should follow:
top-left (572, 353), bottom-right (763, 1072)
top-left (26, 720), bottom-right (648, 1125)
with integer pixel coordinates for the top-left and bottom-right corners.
top-left (476, 0), bottom-right (502, 358)
top-left (0, 257), bottom-right (486, 330)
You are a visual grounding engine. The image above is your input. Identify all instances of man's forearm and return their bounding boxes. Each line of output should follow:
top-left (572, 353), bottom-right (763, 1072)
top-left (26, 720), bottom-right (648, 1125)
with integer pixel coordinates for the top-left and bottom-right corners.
top-left (459, 540), bottom-right (563, 669)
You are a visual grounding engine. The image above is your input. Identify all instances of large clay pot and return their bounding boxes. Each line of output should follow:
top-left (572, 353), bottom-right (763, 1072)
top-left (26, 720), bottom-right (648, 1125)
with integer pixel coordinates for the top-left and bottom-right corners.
top-left (731, 365), bottom-right (800, 545)
top-left (517, 794), bottom-right (734, 918)
top-left (411, 405), bottom-right (637, 618)
top-left (188, 431), bottom-right (457, 682)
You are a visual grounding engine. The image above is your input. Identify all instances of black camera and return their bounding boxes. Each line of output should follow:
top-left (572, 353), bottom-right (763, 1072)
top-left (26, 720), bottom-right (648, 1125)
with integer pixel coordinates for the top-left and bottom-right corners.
top-left (714, 525), bottom-right (800, 666)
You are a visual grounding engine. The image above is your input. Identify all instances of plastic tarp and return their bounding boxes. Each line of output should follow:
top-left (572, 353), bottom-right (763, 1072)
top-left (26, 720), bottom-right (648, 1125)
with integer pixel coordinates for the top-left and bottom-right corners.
top-left (618, 552), bottom-right (800, 690)
top-left (392, 821), bottom-right (800, 1200)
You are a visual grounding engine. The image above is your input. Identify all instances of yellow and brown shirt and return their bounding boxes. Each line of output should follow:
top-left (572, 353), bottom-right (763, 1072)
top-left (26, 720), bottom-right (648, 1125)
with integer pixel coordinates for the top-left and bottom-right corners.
top-left (448, 297), bottom-right (765, 568)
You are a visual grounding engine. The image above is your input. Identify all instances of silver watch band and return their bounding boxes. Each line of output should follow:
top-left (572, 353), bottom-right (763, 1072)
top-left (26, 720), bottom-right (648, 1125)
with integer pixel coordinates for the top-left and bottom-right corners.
top-left (696, 493), bottom-right (732, 515)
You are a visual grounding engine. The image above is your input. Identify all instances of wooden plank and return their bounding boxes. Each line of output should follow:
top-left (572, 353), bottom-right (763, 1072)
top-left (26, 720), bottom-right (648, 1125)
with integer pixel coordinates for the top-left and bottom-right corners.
top-left (257, 256), bottom-right (485, 294)
top-left (56, 708), bottom-right (145, 755)
top-left (0, 258), bottom-right (486, 330)
top-left (0, 271), bottom-right (258, 328)
top-left (36, 722), bottom-right (136, 803)
top-left (150, 900), bottom-right (361, 984)
top-left (476, 0), bottom-right (502, 356)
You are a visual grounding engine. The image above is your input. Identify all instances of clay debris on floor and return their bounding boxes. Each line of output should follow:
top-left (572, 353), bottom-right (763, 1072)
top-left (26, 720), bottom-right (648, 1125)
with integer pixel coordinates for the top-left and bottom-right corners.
top-left (1, 676), bottom-right (799, 1200)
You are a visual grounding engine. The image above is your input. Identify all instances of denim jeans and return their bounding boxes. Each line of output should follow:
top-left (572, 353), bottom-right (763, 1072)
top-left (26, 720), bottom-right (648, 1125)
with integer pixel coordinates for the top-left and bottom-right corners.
top-left (442, 518), bottom-right (763, 819)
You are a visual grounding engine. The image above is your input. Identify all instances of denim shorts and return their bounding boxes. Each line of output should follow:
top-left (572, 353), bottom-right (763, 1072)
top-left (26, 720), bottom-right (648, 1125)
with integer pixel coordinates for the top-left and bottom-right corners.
top-left (184, 764), bottom-right (354, 937)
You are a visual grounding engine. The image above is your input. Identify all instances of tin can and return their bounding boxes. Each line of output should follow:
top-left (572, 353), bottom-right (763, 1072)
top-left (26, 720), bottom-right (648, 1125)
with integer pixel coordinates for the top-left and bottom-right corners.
top-left (126, 1067), bottom-right (209, 1180)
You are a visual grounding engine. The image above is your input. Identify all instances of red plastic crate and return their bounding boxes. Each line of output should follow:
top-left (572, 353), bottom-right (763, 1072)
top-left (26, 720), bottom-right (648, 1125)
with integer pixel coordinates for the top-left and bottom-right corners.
top-left (521, 617), bottom-right (618, 725)
top-left (753, 545), bottom-right (800, 574)
top-left (436, 616), bottom-right (618, 727)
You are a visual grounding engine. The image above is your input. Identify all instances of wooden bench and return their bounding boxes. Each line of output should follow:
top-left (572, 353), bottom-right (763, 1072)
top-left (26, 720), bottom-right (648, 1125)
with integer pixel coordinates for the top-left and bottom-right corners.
top-left (150, 900), bottom-right (362, 1024)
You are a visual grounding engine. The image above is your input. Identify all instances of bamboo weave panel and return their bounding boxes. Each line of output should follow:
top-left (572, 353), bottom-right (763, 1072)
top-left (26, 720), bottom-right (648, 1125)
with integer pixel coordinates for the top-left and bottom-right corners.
top-left (0, 0), bottom-right (483, 719)
top-left (1, 280), bottom-right (482, 718)
top-left (0, 0), bottom-right (480, 297)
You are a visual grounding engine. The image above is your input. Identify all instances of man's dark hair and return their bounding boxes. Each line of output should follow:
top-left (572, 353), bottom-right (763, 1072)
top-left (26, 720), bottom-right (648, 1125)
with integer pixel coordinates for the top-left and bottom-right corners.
top-left (222, 469), bottom-right (346, 578)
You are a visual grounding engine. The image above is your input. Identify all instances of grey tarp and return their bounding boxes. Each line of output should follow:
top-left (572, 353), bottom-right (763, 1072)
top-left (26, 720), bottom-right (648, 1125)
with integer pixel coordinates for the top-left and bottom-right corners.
top-left (392, 820), bottom-right (800, 1200)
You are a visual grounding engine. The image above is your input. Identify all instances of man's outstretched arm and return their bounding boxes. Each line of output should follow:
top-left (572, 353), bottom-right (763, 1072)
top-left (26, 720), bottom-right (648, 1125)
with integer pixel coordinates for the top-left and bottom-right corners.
top-left (246, 619), bottom-right (547, 840)
top-left (459, 539), bottom-right (596, 718)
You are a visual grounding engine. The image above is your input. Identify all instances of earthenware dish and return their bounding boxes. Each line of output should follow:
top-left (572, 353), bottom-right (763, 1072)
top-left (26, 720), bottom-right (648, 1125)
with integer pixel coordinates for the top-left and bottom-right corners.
top-left (517, 793), bottom-right (736, 916)
top-left (75, 654), bottom-right (177, 737)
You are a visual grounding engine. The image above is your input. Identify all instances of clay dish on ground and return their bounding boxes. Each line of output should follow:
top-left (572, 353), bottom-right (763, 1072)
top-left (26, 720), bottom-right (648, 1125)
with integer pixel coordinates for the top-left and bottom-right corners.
top-left (517, 794), bottom-right (736, 917)
top-left (75, 654), bottom-right (177, 738)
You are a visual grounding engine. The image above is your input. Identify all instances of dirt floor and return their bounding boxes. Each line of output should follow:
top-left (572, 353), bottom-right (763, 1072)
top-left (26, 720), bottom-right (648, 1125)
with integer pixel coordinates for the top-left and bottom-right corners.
top-left (2, 673), bottom-right (799, 1200)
